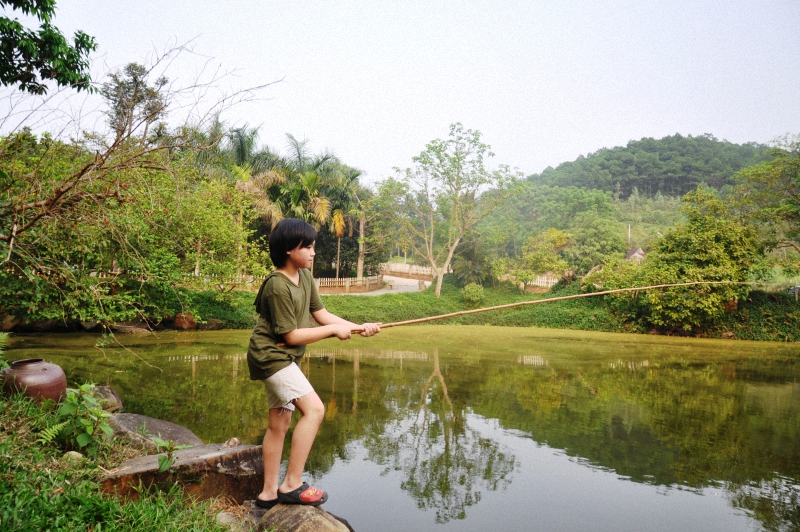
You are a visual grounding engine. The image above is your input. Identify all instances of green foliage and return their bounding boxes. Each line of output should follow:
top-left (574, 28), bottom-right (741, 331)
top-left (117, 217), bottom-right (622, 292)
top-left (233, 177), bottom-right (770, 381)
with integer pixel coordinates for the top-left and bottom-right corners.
top-left (149, 436), bottom-right (191, 473)
top-left (45, 383), bottom-right (114, 457)
top-left (480, 182), bottom-right (615, 259)
top-left (0, 129), bottom-right (264, 325)
top-left (461, 282), bottom-right (485, 306)
top-left (180, 289), bottom-right (256, 328)
top-left (529, 133), bottom-right (769, 197)
top-left (493, 228), bottom-right (572, 291)
top-left (0, 393), bottom-right (229, 531)
top-left (612, 189), bottom-right (685, 250)
top-left (563, 212), bottom-right (627, 273)
top-left (0, 0), bottom-right (97, 94)
top-left (586, 188), bottom-right (766, 332)
top-left (451, 239), bottom-right (493, 286)
top-left (715, 290), bottom-right (800, 342)
top-left (100, 63), bottom-right (168, 139)
top-left (734, 134), bottom-right (800, 256)
top-left (390, 123), bottom-right (519, 296)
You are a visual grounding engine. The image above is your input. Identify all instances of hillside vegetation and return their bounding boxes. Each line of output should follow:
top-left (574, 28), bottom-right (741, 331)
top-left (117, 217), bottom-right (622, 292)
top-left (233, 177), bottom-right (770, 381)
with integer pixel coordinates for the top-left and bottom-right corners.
top-left (528, 134), bottom-right (769, 198)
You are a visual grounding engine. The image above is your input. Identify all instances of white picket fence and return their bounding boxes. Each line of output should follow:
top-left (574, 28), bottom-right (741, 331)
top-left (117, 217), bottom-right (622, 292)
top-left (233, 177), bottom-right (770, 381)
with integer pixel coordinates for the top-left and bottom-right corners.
top-left (380, 263), bottom-right (435, 276)
top-left (533, 275), bottom-right (559, 288)
top-left (315, 275), bottom-right (382, 289)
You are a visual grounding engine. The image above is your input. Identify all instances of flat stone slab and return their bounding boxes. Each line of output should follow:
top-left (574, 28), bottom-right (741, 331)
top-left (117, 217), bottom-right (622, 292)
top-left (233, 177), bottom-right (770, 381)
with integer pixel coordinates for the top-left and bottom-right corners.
top-left (108, 413), bottom-right (204, 451)
top-left (102, 443), bottom-right (263, 504)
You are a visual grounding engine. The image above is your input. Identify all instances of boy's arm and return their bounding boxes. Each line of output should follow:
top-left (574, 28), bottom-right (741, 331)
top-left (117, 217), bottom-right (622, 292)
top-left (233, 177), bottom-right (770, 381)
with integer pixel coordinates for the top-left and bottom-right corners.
top-left (282, 322), bottom-right (354, 345)
top-left (282, 310), bottom-right (381, 346)
top-left (313, 308), bottom-right (381, 337)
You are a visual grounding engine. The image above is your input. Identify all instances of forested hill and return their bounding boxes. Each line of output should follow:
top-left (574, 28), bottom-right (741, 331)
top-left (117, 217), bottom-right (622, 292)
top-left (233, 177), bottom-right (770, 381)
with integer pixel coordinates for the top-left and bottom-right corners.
top-left (527, 134), bottom-right (769, 198)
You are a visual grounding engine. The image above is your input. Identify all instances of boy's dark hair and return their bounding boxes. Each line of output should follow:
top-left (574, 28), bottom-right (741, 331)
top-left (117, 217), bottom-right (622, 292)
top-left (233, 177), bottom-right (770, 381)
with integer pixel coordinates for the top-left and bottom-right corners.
top-left (269, 218), bottom-right (317, 268)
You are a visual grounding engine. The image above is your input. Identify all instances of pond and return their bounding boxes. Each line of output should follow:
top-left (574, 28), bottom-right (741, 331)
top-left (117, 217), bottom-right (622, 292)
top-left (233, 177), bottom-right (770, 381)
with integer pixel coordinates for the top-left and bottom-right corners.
top-left (5, 327), bottom-right (800, 532)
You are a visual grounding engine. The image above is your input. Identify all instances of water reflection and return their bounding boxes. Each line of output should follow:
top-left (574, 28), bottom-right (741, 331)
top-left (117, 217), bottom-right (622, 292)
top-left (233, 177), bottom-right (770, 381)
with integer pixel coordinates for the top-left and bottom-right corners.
top-left (5, 330), bottom-right (800, 531)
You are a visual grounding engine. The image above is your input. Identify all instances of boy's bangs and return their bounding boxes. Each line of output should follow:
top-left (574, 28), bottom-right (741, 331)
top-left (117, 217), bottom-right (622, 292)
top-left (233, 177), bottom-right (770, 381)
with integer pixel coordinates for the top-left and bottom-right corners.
top-left (294, 223), bottom-right (317, 248)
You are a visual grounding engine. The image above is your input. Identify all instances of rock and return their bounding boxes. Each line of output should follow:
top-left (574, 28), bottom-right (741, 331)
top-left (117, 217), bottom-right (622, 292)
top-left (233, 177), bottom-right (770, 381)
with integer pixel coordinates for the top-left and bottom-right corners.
top-left (223, 437), bottom-right (242, 447)
top-left (216, 511), bottom-right (246, 531)
top-left (257, 505), bottom-right (353, 532)
top-left (102, 443), bottom-right (264, 504)
top-left (108, 412), bottom-right (204, 451)
top-left (62, 451), bottom-right (84, 462)
top-left (111, 324), bottom-right (152, 334)
top-left (94, 385), bottom-right (123, 412)
top-left (1, 313), bottom-right (18, 332)
top-left (174, 313), bottom-right (197, 330)
top-left (198, 318), bottom-right (223, 330)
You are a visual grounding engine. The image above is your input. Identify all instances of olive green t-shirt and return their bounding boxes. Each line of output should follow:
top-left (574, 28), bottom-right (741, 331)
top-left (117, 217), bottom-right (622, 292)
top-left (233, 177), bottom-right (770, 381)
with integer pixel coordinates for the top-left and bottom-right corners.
top-left (246, 268), bottom-right (325, 380)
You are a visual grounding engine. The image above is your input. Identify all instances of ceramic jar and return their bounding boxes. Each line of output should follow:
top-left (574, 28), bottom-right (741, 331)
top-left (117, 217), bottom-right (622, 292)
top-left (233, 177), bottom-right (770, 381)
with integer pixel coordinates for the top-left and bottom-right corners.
top-left (0, 358), bottom-right (67, 403)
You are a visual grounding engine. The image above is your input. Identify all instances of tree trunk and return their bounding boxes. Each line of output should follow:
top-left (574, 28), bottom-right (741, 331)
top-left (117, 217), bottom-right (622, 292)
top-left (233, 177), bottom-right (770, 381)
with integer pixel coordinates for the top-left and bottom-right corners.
top-left (194, 241), bottom-right (201, 277)
top-left (336, 237), bottom-right (341, 280)
top-left (356, 216), bottom-right (365, 280)
top-left (434, 270), bottom-right (445, 297)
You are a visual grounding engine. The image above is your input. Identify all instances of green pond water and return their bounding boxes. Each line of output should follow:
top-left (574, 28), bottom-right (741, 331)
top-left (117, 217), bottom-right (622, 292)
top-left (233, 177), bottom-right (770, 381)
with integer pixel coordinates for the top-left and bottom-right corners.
top-left (5, 326), bottom-right (800, 531)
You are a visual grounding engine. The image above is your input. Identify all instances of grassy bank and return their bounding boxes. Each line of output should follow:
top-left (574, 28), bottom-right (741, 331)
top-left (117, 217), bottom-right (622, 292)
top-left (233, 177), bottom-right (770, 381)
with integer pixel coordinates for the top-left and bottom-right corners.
top-left (323, 279), bottom-right (800, 342)
top-left (184, 276), bottom-right (800, 342)
top-left (0, 392), bottom-right (232, 531)
top-left (324, 279), bottom-right (628, 332)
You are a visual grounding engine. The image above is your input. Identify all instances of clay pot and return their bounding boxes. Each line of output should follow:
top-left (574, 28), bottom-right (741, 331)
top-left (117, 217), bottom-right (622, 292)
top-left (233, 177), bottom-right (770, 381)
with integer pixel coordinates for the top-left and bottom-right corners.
top-left (0, 358), bottom-right (67, 403)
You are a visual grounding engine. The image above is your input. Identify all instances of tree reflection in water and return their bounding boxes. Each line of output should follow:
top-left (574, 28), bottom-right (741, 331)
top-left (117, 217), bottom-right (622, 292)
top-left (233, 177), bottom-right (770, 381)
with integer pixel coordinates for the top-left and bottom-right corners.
top-left (727, 477), bottom-right (800, 532)
top-left (363, 349), bottom-right (516, 523)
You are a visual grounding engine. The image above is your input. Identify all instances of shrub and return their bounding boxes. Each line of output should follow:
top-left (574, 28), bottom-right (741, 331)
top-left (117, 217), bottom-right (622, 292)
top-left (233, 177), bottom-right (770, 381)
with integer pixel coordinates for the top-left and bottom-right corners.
top-left (461, 283), bottom-right (486, 306)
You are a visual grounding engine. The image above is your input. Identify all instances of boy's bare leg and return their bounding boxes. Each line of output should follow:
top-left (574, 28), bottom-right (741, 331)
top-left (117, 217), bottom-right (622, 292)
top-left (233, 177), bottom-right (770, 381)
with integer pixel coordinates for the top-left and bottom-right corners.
top-left (279, 391), bottom-right (325, 493)
top-left (259, 407), bottom-right (292, 502)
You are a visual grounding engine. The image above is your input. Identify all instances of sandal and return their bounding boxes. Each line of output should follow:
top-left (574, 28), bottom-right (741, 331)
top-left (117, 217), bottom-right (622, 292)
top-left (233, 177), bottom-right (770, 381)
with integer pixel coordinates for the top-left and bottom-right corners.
top-left (278, 482), bottom-right (328, 506)
top-left (255, 497), bottom-right (279, 510)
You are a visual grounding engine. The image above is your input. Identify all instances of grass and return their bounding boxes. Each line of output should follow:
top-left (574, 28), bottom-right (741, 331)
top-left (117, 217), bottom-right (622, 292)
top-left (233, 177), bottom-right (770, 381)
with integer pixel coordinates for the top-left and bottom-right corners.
top-left (323, 277), bottom-right (629, 332)
top-left (0, 393), bottom-right (233, 532)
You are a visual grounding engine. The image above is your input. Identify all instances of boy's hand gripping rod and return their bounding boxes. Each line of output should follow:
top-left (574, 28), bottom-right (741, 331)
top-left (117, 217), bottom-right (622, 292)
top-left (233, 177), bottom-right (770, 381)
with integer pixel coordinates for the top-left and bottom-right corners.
top-left (348, 280), bottom-right (748, 333)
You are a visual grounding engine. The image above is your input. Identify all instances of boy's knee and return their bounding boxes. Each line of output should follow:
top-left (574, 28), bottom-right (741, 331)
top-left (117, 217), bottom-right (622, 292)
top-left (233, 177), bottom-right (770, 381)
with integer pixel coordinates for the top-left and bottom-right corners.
top-left (298, 395), bottom-right (325, 423)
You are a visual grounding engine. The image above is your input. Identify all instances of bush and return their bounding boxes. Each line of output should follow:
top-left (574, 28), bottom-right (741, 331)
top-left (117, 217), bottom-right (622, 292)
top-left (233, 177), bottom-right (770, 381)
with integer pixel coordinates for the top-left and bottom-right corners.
top-left (461, 283), bottom-right (485, 306)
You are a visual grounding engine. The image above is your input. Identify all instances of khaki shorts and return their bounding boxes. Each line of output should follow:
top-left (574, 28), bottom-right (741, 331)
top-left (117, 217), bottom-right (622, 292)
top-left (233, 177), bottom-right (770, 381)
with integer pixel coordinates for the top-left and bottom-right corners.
top-left (262, 362), bottom-right (314, 411)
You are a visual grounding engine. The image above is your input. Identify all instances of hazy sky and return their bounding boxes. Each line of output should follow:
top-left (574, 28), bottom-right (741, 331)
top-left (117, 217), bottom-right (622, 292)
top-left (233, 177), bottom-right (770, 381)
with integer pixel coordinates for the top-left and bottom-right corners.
top-left (22, 1), bottom-right (800, 182)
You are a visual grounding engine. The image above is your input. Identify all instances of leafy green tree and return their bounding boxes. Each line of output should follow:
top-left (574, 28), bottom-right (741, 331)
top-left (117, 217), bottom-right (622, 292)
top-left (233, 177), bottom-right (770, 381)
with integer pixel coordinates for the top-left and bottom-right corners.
top-left (269, 134), bottom-right (338, 230)
top-left (493, 228), bottom-right (572, 292)
top-left (451, 238), bottom-right (493, 286)
top-left (0, 0), bottom-right (96, 94)
top-left (392, 123), bottom-right (518, 297)
top-left (734, 134), bottom-right (800, 256)
top-left (479, 182), bottom-right (614, 259)
top-left (564, 212), bottom-right (626, 273)
top-left (100, 63), bottom-right (168, 142)
top-left (587, 188), bottom-right (765, 332)
top-left (0, 54), bottom-right (274, 324)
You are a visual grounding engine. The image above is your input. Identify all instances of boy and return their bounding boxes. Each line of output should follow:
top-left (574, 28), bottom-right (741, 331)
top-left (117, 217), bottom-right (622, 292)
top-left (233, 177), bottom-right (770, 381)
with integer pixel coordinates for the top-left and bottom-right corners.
top-left (247, 218), bottom-right (380, 509)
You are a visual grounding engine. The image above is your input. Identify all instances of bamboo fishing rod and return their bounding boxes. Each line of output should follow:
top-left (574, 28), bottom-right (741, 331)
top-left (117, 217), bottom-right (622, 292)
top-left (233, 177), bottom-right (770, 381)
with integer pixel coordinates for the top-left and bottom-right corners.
top-left (352, 280), bottom-right (748, 331)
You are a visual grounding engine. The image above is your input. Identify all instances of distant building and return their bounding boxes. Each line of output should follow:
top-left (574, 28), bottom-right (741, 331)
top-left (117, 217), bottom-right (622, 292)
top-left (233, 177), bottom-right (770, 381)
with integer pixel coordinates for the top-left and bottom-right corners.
top-left (625, 247), bottom-right (646, 263)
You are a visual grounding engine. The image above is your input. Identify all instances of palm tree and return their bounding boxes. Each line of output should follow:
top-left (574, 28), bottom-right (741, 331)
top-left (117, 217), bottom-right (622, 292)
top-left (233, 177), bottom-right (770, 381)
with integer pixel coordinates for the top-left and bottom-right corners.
top-left (269, 134), bottom-right (341, 229)
top-left (330, 208), bottom-right (346, 279)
